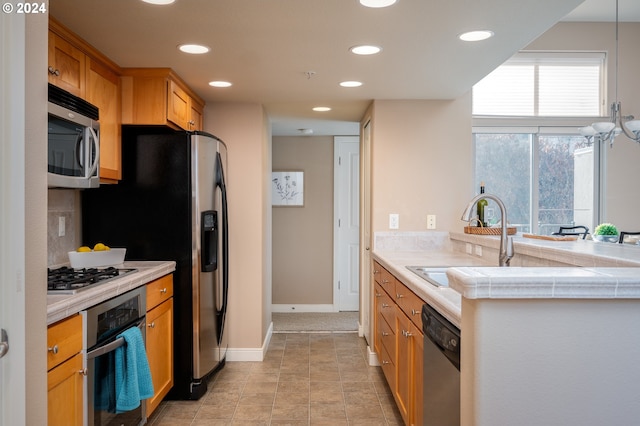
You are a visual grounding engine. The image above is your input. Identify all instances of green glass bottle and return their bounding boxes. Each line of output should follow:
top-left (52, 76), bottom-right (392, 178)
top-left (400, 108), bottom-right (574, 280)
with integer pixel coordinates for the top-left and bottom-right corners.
top-left (477, 183), bottom-right (488, 227)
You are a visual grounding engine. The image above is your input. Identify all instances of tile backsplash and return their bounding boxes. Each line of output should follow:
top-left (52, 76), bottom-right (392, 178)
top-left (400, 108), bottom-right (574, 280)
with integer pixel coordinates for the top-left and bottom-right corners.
top-left (48, 189), bottom-right (81, 267)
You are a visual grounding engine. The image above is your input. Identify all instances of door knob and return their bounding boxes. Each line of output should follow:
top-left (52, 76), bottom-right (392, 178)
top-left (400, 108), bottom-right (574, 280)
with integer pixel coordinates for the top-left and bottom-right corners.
top-left (0, 329), bottom-right (8, 359)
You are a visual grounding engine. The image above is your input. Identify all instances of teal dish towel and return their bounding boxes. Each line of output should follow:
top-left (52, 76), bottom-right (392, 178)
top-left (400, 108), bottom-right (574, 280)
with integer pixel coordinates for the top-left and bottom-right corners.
top-left (114, 326), bottom-right (154, 414)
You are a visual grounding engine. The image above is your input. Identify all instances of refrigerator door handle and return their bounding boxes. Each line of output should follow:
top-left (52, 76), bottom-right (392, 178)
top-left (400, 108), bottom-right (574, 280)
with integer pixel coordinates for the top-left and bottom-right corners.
top-left (215, 151), bottom-right (229, 343)
top-left (201, 210), bottom-right (217, 272)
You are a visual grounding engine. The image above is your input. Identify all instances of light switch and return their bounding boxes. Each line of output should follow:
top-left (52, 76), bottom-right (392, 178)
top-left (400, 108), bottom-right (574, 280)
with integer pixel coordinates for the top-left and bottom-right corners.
top-left (389, 214), bottom-right (399, 229)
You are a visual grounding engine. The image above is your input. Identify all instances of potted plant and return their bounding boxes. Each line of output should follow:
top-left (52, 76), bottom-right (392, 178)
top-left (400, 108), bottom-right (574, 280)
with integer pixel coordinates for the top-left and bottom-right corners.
top-left (593, 223), bottom-right (619, 243)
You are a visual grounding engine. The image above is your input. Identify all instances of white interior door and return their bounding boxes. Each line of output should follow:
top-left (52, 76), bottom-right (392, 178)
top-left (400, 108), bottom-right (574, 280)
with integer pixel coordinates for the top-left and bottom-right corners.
top-left (334, 136), bottom-right (360, 311)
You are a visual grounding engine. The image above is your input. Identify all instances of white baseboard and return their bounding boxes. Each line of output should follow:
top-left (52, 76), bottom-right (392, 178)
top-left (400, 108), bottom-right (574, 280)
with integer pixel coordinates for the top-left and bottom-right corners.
top-left (225, 321), bottom-right (273, 362)
top-left (271, 304), bottom-right (336, 313)
top-left (367, 345), bottom-right (380, 366)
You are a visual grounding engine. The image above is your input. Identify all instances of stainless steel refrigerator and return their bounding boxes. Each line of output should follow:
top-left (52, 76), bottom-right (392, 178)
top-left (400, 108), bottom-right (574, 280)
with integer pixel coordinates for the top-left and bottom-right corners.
top-left (82, 127), bottom-right (229, 400)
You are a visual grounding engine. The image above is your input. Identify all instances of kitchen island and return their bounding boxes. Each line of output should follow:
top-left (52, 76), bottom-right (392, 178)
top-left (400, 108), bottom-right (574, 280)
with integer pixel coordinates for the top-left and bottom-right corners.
top-left (372, 232), bottom-right (640, 426)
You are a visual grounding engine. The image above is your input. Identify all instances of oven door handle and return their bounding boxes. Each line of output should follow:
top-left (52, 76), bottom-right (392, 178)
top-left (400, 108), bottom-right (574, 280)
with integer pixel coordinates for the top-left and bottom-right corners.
top-left (86, 319), bottom-right (145, 360)
top-left (86, 336), bottom-right (125, 360)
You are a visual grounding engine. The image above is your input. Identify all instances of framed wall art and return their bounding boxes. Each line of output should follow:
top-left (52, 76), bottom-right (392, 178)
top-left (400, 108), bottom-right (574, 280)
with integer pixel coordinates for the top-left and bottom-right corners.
top-left (272, 171), bottom-right (304, 206)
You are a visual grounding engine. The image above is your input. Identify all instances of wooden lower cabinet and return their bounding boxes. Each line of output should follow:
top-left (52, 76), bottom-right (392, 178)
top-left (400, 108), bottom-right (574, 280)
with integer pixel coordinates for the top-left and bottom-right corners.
top-left (145, 275), bottom-right (174, 416)
top-left (48, 353), bottom-right (84, 426)
top-left (373, 261), bottom-right (425, 426)
top-left (47, 315), bottom-right (83, 426)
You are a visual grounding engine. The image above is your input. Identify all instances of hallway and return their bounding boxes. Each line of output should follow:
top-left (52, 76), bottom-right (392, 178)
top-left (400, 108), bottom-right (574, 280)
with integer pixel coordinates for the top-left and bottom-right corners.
top-left (149, 333), bottom-right (403, 425)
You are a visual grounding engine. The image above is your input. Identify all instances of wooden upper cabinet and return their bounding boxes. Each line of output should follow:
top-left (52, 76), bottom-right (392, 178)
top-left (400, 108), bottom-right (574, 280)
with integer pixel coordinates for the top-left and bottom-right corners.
top-left (121, 68), bottom-right (205, 131)
top-left (48, 31), bottom-right (86, 98)
top-left (49, 17), bottom-right (123, 183)
top-left (86, 58), bottom-right (122, 181)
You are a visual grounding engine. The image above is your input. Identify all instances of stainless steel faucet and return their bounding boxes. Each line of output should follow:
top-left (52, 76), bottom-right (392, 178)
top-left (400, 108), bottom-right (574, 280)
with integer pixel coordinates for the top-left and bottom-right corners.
top-left (461, 193), bottom-right (514, 266)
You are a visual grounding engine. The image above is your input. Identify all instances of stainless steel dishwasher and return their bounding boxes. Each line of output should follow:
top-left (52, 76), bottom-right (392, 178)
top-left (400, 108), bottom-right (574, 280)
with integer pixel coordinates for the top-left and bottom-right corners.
top-left (422, 303), bottom-right (460, 426)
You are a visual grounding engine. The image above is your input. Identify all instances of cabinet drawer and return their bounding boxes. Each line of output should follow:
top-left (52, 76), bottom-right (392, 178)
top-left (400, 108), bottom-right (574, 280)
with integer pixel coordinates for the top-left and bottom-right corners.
top-left (379, 267), bottom-right (395, 296)
top-left (146, 274), bottom-right (173, 311)
top-left (378, 312), bottom-right (396, 364)
top-left (375, 283), bottom-right (396, 328)
top-left (47, 314), bottom-right (82, 371)
top-left (372, 261), bottom-right (383, 285)
top-left (395, 280), bottom-right (424, 330)
top-left (379, 341), bottom-right (396, 391)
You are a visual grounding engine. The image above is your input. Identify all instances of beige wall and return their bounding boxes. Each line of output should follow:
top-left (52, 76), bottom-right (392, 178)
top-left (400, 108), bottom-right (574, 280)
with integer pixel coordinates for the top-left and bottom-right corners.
top-left (369, 97), bottom-right (474, 235)
top-left (272, 136), bottom-right (334, 306)
top-left (204, 102), bottom-right (272, 349)
top-left (526, 22), bottom-right (640, 231)
top-left (26, 14), bottom-right (49, 426)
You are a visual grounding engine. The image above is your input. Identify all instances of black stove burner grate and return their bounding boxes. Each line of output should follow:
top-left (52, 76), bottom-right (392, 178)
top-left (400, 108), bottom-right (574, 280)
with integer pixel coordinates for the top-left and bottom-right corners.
top-left (47, 266), bottom-right (136, 293)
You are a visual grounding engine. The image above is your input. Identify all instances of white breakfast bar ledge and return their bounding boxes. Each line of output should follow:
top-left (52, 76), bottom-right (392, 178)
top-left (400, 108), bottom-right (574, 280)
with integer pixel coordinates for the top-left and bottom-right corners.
top-left (372, 232), bottom-right (640, 426)
top-left (447, 232), bottom-right (640, 426)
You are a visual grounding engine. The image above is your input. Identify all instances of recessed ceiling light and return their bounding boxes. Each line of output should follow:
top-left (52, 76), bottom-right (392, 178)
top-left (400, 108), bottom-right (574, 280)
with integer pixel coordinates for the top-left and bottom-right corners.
top-left (141, 0), bottom-right (175, 5)
top-left (178, 44), bottom-right (210, 54)
top-left (458, 30), bottom-right (494, 42)
top-left (350, 45), bottom-right (382, 55)
top-left (359, 0), bottom-right (397, 8)
top-left (313, 106), bottom-right (332, 112)
top-left (340, 81), bottom-right (363, 88)
top-left (209, 81), bottom-right (232, 88)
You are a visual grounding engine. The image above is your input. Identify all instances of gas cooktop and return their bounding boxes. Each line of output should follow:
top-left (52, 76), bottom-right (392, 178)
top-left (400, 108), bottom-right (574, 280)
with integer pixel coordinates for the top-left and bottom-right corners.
top-left (47, 266), bottom-right (137, 294)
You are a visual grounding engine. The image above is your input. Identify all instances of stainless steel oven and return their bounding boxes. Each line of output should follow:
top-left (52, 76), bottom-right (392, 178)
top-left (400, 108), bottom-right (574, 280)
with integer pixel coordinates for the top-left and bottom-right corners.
top-left (82, 286), bottom-right (147, 426)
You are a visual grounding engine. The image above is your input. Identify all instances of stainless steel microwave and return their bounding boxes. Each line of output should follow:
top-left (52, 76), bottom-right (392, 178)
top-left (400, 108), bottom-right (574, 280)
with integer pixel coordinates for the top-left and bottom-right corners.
top-left (48, 84), bottom-right (100, 189)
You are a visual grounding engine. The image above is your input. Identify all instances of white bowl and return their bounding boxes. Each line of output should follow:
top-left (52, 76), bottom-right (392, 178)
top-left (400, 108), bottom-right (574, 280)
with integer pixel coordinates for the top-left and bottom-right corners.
top-left (592, 235), bottom-right (618, 243)
top-left (68, 248), bottom-right (126, 268)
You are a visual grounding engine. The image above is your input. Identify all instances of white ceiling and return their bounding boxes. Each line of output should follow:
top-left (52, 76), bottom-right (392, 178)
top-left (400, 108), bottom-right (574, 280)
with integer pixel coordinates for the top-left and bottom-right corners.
top-left (49, 0), bottom-right (639, 136)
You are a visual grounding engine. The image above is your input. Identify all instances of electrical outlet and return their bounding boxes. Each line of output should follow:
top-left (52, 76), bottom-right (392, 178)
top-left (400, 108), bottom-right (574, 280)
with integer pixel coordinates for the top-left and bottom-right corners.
top-left (466, 243), bottom-right (473, 254)
top-left (58, 216), bottom-right (65, 237)
top-left (389, 213), bottom-right (399, 229)
top-left (427, 214), bottom-right (436, 229)
top-left (475, 245), bottom-right (483, 256)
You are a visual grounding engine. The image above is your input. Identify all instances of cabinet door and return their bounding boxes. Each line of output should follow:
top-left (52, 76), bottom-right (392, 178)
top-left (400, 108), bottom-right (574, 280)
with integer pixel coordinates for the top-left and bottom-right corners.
top-left (167, 79), bottom-right (190, 130)
top-left (145, 298), bottom-right (174, 416)
top-left (396, 310), bottom-right (412, 425)
top-left (48, 353), bottom-right (84, 426)
top-left (86, 57), bottom-right (122, 181)
top-left (412, 323), bottom-right (424, 426)
top-left (48, 31), bottom-right (85, 97)
top-left (189, 100), bottom-right (204, 131)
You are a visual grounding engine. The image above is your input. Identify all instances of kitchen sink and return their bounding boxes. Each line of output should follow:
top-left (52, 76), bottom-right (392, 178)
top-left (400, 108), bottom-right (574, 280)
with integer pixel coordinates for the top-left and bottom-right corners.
top-left (406, 266), bottom-right (450, 287)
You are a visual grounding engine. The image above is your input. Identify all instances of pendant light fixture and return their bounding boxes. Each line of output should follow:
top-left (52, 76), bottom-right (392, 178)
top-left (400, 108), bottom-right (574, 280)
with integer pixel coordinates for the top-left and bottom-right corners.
top-left (579, 0), bottom-right (640, 147)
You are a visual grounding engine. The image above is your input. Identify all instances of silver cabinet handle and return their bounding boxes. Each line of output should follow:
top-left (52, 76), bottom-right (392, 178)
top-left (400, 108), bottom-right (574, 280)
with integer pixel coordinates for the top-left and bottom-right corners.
top-left (375, 292), bottom-right (382, 298)
top-left (396, 293), bottom-right (404, 299)
top-left (160, 288), bottom-right (167, 294)
top-left (381, 303), bottom-right (389, 308)
top-left (411, 309), bottom-right (420, 316)
top-left (48, 66), bottom-right (60, 76)
top-left (0, 329), bottom-right (8, 359)
top-left (79, 368), bottom-right (88, 376)
top-left (47, 344), bottom-right (59, 355)
top-left (382, 360), bottom-right (390, 365)
top-left (382, 332), bottom-right (389, 337)
top-left (148, 322), bottom-right (155, 328)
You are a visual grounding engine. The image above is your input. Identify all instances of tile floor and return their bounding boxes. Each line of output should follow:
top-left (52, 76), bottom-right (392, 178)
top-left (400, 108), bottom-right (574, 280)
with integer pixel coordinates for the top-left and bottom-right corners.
top-left (148, 333), bottom-right (403, 425)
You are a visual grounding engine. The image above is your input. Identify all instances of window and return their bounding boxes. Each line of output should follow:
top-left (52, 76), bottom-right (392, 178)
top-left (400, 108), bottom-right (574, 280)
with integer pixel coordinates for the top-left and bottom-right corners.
top-left (473, 130), bottom-right (596, 235)
top-left (473, 52), bottom-right (605, 117)
top-left (472, 52), bottom-right (605, 235)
